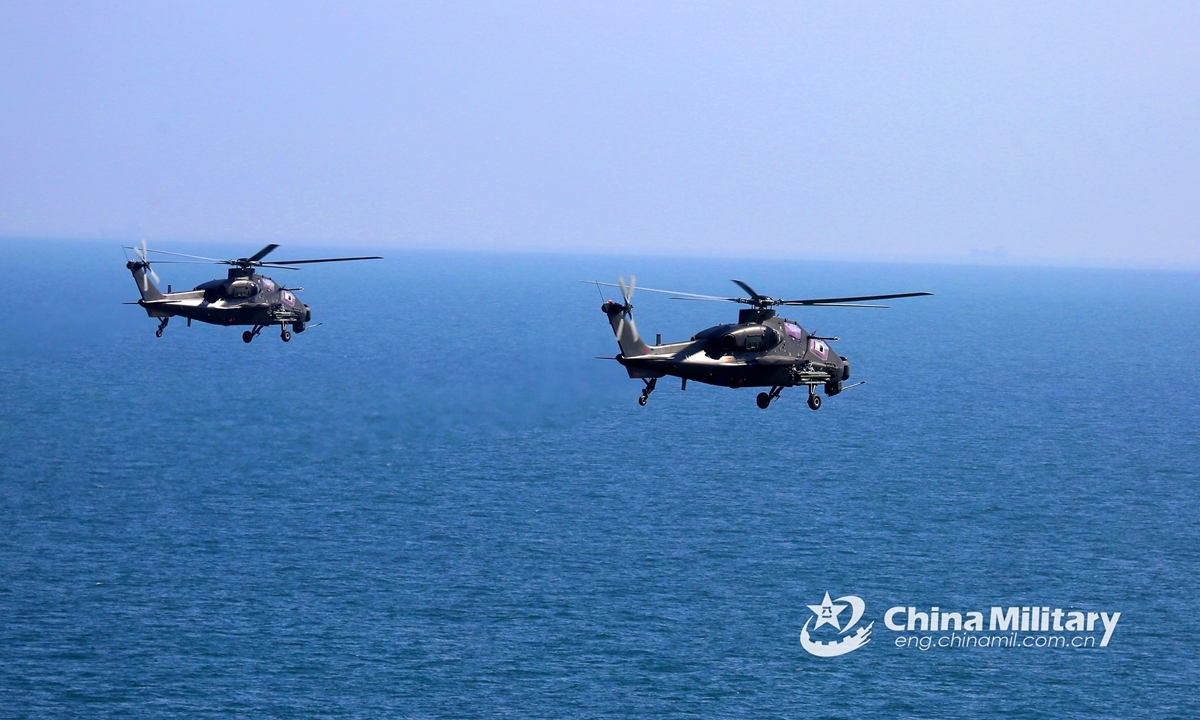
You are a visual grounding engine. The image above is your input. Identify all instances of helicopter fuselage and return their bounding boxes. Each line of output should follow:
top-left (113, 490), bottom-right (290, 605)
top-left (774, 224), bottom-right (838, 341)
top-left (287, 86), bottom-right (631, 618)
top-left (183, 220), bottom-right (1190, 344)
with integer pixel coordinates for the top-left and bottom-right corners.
top-left (125, 242), bottom-right (381, 342)
top-left (604, 302), bottom-right (849, 393)
top-left (129, 265), bottom-right (311, 327)
top-left (591, 276), bottom-right (929, 408)
top-left (128, 262), bottom-right (312, 341)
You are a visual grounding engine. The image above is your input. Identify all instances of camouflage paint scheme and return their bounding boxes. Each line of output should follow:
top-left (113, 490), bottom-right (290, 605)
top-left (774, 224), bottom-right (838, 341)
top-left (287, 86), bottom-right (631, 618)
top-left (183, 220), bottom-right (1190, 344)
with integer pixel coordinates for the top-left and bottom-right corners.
top-left (125, 244), bottom-right (381, 341)
top-left (129, 264), bottom-right (312, 330)
top-left (589, 278), bottom-right (931, 409)
top-left (603, 302), bottom-right (848, 392)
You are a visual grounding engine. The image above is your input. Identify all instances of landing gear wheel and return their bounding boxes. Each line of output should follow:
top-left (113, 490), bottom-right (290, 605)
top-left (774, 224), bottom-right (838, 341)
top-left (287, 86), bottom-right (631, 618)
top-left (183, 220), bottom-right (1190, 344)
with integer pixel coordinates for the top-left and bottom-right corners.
top-left (637, 377), bottom-right (657, 406)
top-left (808, 393), bottom-right (822, 411)
top-left (756, 392), bottom-right (771, 409)
top-left (155, 328), bottom-right (163, 338)
top-left (281, 329), bottom-right (291, 342)
top-left (243, 331), bottom-right (254, 343)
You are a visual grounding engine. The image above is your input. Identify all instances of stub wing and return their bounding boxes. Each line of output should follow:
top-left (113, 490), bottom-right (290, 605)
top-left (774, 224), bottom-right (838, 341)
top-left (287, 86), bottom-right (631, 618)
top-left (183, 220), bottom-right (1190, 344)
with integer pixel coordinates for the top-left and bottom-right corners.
top-left (754, 355), bottom-right (796, 366)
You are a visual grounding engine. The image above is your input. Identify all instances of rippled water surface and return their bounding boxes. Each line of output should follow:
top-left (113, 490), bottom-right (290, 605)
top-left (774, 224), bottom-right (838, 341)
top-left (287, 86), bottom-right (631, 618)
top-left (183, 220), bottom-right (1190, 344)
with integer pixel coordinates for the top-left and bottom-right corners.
top-left (1, 241), bottom-right (1198, 718)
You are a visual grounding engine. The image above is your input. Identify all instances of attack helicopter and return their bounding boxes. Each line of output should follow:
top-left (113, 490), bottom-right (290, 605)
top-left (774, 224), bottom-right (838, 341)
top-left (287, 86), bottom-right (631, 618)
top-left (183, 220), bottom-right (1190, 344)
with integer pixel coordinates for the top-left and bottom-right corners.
top-left (124, 241), bottom-right (381, 342)
top-left (583, 277), bottom-right (931, 409)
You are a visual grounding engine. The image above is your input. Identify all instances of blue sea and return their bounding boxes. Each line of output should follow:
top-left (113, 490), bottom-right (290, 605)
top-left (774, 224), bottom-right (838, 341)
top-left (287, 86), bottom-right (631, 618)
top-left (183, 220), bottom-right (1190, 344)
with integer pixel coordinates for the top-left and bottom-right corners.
top-left (1, 240), bottom-right (1198, 718)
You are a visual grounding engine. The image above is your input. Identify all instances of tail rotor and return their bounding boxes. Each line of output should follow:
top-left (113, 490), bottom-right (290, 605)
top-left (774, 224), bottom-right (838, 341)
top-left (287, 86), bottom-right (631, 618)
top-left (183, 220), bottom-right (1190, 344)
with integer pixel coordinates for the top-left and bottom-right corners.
top-left (617, 274), bottom-right (636, 308)
top-left (614, 275), bottom-right (637, 335)
top-left (581, 275), bottom-right (652, 357)
top-left (133, 239), bottom-right (161, 292)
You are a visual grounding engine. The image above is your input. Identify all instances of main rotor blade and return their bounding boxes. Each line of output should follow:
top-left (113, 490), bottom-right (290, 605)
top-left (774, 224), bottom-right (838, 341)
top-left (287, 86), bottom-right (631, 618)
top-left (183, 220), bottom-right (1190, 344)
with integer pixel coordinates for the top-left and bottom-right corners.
top-left (731, 280), bottom-right (764, 300)
top-left (254, 263), bottom-right (301, 270)
top-left (778, 292), bottom-right (933, 305)
top-left (581, 281), bottom-right (738, 302)
top-left (246, 244), bottom-right (279, 262)
top-left (133, 247), bottom-right (227, 262)
top-left (265, 256), bottom-right (383, 264)
top-left (667, 296), bottom-right (743, 302)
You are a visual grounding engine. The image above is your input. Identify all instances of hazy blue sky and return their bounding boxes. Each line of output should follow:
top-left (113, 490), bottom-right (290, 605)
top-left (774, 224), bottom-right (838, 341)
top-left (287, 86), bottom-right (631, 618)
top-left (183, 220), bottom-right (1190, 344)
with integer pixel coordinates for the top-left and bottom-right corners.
top-left (2, 2), bottom-right (1197, 266)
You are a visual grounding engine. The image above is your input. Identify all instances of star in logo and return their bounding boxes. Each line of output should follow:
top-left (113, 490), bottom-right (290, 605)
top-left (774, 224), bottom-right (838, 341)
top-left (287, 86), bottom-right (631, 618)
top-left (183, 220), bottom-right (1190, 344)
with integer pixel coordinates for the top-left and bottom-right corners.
top-left (800, 592), bottom-right (872, 657)
top-left (807, 591), bottom-right (848, 630)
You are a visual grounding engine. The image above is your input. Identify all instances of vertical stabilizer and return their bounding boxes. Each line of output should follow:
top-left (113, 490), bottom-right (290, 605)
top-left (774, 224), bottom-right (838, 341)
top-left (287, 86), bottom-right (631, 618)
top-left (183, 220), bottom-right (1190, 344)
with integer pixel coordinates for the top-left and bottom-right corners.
top-left (127, 261), bottom-right (165, 302)
top-left (602, 300), bottom-right (649, 356)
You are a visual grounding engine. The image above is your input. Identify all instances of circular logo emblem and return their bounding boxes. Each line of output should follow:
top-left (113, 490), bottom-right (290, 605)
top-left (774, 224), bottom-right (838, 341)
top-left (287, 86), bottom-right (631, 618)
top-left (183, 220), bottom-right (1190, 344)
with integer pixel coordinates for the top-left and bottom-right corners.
top-left (800, 592), bottom-right (873, 657)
